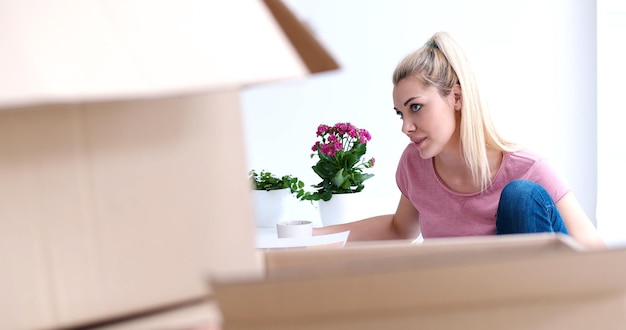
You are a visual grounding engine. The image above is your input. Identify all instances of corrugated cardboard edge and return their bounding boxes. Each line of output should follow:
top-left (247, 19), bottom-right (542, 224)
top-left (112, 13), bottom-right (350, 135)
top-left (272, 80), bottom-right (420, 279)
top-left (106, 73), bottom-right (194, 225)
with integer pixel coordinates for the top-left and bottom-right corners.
top-left (262, 233), bottom-right (584, 279)
top-left (213, 235), bottom-right (626, 329)
top-left (263, 0), bottom-right (340, 74)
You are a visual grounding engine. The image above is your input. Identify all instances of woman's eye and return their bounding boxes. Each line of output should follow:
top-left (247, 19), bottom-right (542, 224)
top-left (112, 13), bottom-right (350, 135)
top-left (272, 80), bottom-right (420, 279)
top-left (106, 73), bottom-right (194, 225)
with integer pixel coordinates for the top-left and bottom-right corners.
top-left (395, 110), bottom-right (403, 119)
top-left (410, 104), bottom-right (422, 112)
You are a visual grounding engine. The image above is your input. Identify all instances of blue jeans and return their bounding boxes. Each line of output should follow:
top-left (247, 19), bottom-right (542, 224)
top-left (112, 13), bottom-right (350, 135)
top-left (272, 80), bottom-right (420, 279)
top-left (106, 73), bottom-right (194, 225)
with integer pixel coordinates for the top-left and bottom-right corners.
top-left (496, 180), bottom-right (569, 235)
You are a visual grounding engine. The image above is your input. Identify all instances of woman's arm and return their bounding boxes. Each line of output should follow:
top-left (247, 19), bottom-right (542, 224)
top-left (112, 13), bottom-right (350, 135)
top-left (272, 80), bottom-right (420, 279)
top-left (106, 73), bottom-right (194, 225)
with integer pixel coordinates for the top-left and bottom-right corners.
top-left (313, 195), bottom-right (421, 242)
top-left (556, 192), bottom-right (606, 249)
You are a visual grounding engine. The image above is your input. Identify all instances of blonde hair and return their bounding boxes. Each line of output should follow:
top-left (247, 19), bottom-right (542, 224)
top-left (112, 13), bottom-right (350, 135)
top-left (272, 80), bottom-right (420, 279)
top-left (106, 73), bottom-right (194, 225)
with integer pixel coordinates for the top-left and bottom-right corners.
top-left (393, 31), bottom-right (520, 191)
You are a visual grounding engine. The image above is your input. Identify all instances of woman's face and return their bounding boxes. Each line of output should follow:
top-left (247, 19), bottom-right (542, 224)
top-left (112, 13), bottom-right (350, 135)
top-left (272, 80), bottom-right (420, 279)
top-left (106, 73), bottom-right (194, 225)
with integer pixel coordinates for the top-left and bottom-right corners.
top-left (392, 77), bottom-right (460, 159)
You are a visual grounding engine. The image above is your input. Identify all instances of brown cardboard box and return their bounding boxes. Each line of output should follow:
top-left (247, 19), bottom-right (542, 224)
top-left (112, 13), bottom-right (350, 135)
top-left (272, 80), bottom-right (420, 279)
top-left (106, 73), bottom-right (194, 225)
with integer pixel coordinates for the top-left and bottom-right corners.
top-left (87, 300), bottom-right (222, 330)
top-left (0, 0), bottom-right (337, 329)
top-left (213, 234), bottom-right (626, 330)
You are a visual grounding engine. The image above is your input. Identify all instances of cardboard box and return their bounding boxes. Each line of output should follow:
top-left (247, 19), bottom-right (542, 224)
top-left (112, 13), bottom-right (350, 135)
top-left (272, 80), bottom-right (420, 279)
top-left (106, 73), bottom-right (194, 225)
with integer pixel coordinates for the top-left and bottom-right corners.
top-left (86, 300), bottom-right (221, 330)
top-left (213, 234), bottom-right (626, 330)
top-left (0, 1), bottom-right (338, 329)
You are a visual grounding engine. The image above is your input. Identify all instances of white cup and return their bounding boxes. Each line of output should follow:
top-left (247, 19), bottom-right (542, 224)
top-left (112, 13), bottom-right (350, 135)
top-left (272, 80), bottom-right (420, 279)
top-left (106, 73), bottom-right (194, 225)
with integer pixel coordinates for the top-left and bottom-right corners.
top-left (276, 220), bottom-right (313, 238)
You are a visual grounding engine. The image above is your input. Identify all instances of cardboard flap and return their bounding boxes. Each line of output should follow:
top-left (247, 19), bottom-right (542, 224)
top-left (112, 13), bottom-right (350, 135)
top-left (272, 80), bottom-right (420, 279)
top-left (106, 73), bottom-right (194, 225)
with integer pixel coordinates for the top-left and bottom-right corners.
top-left (263, 233), bottom-right (584, 278)
top-left (262, 0), bottom-right (339, 74)
top-left (0, 0), bottom-right (339, 110)
top-left (213, 234), bottom-right (626, 329)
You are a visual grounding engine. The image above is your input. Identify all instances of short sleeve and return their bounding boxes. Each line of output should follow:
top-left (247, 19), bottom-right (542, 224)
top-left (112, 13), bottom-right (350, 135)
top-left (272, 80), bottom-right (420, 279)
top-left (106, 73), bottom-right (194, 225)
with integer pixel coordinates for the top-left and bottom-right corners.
top-left (525, 158), bottom-right (571, 203)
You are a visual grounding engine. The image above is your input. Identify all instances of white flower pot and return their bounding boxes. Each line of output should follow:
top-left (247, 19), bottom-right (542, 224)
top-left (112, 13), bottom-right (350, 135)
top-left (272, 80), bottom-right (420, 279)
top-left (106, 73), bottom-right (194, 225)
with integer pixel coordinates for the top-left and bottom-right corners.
top-left (318, 192), bottom-right (363, 226)
top-left (276, 220), bottom-right (313, 238)
top-left (251, 188), bottom-right (291, 228)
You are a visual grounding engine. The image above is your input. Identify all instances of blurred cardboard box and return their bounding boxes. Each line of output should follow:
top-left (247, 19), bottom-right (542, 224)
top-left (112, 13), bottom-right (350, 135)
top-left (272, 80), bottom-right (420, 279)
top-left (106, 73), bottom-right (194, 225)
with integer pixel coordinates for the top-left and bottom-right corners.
top-left (88, 234), bottom-right (626, 330)
top-left (0, 0), bottom-right (337, 329)
top-left (214, 234), bottom-right (626, 330)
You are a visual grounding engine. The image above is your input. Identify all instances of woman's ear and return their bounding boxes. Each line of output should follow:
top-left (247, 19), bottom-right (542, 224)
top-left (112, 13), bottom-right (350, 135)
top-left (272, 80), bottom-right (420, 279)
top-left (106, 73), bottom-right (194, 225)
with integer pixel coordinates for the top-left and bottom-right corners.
top-left (452, 84), bottom-right (462, 111)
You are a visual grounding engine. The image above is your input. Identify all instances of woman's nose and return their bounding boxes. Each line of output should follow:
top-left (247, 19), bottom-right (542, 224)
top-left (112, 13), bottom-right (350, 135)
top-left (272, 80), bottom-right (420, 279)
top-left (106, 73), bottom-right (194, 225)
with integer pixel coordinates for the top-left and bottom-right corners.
top-left (402, 119), bottom-right (416, 135)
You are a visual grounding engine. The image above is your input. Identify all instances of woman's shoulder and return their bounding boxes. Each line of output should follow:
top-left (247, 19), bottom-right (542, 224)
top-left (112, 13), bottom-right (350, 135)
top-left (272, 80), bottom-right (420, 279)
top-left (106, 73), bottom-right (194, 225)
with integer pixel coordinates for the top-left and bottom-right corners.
top-left (503, 148), bottom-right (545, 165)
top-left (501, 148), bottom-right (570, 201)
top-left (502, 148), bottom-right (561, 178)
top-left (499, 148), bottom-right (554, 177)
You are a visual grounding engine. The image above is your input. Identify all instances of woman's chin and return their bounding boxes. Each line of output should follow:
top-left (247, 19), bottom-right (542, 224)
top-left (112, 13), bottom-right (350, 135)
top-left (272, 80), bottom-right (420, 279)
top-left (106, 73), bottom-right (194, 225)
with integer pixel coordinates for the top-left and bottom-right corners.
top-left (417, 149), bottom-right (434, 160)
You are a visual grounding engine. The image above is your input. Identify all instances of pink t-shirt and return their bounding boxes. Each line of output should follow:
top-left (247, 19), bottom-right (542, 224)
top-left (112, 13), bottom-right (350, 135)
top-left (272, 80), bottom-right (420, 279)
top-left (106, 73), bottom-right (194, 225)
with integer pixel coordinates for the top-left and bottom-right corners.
top-left (395, 144), bottom-right (570, 238)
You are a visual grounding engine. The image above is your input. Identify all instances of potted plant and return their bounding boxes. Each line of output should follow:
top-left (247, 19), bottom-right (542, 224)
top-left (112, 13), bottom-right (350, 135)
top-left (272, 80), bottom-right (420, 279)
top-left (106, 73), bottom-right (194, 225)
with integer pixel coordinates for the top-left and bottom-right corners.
top-left (296, 122), bottom-right (375, 226)
top-left (249, 169), bottom-right (305, 228)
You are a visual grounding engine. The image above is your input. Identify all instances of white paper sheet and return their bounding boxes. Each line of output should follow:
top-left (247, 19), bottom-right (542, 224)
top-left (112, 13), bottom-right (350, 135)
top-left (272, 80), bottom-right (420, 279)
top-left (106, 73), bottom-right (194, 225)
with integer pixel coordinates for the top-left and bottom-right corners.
top-left (256, 230), bottom-right (350, 249)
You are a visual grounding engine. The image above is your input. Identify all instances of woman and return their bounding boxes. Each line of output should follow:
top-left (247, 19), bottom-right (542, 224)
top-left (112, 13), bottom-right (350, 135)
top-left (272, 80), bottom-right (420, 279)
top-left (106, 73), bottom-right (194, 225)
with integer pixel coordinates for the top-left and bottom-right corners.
top-left (316, 31), bottom-right (605, 249)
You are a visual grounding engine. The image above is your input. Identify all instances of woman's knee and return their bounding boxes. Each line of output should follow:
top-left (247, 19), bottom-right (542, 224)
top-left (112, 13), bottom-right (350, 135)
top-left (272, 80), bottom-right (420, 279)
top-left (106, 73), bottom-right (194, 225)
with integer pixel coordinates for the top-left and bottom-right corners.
top-left (500, 180), bottom-right (547, 204)
top-left (497, 179), bottom-right (567, 235)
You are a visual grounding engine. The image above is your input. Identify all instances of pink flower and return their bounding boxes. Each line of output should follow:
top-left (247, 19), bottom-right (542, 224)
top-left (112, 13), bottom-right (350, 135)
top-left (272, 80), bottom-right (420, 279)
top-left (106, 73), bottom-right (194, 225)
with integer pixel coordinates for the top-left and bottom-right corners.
top-left (334, 140), bottom-right (343, 151)
top-left (316, 124), bottom-right (330, 137)
top-left (320, 142), bottom-right (336, 157)
top-left (348, 126), bottom-right (357, 138)
top-left (357, 129), bottom-right (371, 144)
top-left (333, 123), bottom-right (343, 134)
top-left (367, 157), bottom-right (376, 168)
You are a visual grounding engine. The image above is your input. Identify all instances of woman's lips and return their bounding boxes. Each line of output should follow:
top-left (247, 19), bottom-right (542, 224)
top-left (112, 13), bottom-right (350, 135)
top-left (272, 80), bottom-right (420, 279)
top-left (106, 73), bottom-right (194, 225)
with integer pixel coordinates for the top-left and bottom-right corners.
top-left (412, 137), bottom-right (426, 148)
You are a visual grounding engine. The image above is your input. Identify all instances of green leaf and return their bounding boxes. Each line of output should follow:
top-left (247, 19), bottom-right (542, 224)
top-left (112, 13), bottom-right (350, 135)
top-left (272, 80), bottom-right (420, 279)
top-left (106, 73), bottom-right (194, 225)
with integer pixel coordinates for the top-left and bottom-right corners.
top-left (320, 190), bottom-right (333, 201)
top-left (331, 168), bottom-right (347, 188)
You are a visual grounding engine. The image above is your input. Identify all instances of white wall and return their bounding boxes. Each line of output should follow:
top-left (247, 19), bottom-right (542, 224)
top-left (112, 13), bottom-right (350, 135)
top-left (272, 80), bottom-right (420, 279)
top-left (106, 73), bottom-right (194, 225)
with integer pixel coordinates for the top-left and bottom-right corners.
top-left (596, 0), bottom-right (626, 247)
top-left (241, 0), bottom-right (598, 227)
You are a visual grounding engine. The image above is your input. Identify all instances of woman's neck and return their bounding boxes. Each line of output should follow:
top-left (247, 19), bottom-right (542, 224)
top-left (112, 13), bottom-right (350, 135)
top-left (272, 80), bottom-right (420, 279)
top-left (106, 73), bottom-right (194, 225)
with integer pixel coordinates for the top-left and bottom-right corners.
top-left (433, 146), bottom-right (503, 194)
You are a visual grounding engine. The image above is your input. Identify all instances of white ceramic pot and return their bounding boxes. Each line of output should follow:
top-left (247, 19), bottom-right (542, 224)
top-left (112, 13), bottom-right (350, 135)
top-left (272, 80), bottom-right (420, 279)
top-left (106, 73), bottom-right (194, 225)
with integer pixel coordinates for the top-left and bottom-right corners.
top-left (251, 188), bottom-right (291, 228)
top-left (276, 220), bottom-right (313, 238)
top-left (318, 192), bottom-right (363, 226)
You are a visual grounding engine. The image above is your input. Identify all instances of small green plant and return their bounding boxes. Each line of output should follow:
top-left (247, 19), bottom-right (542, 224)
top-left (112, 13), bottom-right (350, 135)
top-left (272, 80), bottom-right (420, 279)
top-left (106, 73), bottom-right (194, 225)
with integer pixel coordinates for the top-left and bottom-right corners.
top-left (249, 169), bottom-right (305, 194)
